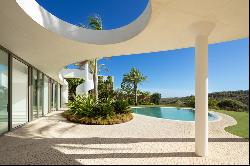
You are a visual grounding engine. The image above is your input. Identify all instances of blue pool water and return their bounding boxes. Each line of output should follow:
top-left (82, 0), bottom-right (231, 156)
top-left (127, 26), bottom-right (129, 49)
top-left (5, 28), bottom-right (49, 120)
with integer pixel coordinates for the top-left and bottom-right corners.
top-left (132, 107), bottom-right (218, 121)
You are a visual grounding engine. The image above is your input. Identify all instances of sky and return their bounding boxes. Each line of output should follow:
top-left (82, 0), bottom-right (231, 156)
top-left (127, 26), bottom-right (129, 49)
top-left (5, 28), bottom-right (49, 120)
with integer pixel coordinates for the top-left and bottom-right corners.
top-left (36, 0), bottom-right (249, 97)
top-left (36, 0), bottom-right (149, 30)
top-left (98, 38), bottom-right (249, 97)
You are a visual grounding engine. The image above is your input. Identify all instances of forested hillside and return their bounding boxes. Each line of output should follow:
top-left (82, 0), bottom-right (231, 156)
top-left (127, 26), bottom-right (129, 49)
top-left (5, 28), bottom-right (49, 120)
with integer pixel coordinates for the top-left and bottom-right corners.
top-left (160, 90), bottom-right (249, 112)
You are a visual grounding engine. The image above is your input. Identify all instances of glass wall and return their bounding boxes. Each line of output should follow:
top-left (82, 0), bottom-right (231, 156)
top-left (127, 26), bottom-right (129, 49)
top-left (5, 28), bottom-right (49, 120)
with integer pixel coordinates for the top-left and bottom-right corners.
top-left (12, 59), bottom-right (28, 128)
top-left (52, 82), bottom-right (56, 110)
top-left (55, 83), bottom-right (58, 110)
top-left (32, 69), bottom-right (45, 119)
top-left (32, 69), bottom-right (38, 119)
top-left (58, 84), bottom-right (61, 109)
top-left (43, 76), bottom-right (49, 115)
top-left (50, 81), bottom-right (54, 111)
top-left (0, 49), bottom-right (8, 134)
top-left (0, 46), bottom-right (63, 135)
top-left (37, 72), bottom-right (44, 118)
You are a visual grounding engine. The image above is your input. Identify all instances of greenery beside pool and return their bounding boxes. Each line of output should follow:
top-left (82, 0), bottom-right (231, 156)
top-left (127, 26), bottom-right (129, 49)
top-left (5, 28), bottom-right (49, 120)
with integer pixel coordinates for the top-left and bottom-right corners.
top-left (212, 109), bottom-right (249, 139)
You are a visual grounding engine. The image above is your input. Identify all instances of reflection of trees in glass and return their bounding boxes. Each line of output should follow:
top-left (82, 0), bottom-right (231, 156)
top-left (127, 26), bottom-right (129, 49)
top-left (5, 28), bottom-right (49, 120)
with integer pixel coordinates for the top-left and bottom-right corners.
top-left (32, 72), bottom-right (44, 112)
top-left (37, 74), bottom-right (44, 111)
top-left (32, 79), bottom-right (38, 110)
top-left (0, 85), bottom-right (8, 110)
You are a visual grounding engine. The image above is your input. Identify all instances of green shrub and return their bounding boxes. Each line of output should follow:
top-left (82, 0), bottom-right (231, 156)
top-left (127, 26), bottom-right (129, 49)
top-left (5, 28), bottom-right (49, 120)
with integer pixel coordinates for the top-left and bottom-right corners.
top-left (67, 96), bottom-right (131, 119)
top-left (67, 95), bottom-right (100, 117)
top-left (175, 100), bottom-right (184, 107)
top-left (93, 98), bottom-right (115, 118)
top-left (113, 100), bottom-right (130, 114)
top-left (139, 102), bottom-right (154, 105)
top-left (183, 96), bottom-right (195, 108)
top-left (208, 98), bottom-right (219, 109)
top-left (150, 93), bottom-right (161, 105)
top-left (64, 95), bottom-right (133, 125)
top-left (128, 99), bottom-right (135, 105)
top-left (217, 99), bottom-right (248, 112)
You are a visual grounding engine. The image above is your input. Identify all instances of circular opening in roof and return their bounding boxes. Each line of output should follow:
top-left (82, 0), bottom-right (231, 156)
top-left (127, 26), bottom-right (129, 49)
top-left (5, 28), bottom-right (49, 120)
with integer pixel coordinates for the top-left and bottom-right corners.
top-left (17, 0), bottom-right (151, 44)
top-left (35, 0), bottom-right (149, 30)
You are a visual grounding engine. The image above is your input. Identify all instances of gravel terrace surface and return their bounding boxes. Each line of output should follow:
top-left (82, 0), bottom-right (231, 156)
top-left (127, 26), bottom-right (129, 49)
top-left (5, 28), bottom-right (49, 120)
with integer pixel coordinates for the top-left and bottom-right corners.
top-left (0, 111), bottom-right (248, 165)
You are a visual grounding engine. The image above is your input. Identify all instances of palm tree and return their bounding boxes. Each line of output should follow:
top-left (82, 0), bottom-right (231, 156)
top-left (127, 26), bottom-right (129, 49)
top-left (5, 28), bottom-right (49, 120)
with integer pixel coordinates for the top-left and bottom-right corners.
top-left (122, 67), bottom-right (147, 106)
top-left (79, 14), bottom-right (103, 100)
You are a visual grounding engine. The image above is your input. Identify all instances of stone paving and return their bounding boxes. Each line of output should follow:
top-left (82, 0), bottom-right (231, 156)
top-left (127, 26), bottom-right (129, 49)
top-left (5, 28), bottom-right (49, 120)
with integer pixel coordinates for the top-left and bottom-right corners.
top-left (0, 111), bottom-right (249, 165)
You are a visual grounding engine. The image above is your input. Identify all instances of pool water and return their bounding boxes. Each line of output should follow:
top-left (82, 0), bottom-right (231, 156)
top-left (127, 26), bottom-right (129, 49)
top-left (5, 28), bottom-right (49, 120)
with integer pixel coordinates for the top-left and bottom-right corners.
top-left (132, 107), bottom-right (218, 121)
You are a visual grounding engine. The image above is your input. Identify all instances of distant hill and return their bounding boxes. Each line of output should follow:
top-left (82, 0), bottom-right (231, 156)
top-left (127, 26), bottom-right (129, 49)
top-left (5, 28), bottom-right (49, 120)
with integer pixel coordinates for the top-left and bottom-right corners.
top-left (209, 90), bottom-right (249, 106)
top-left (160, 90), bottom-right (249, 112)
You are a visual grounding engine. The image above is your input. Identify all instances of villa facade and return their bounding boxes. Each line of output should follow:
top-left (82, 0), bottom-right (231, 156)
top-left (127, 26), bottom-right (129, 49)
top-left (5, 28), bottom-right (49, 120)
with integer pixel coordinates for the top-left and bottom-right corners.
top-left (0, 0), bottom-right (248, 158)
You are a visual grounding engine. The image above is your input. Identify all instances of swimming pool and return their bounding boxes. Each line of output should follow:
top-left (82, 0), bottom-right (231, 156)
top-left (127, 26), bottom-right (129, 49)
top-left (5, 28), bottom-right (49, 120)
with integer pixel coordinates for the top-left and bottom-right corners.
top-left (132, 107), bottom-right (219, 121)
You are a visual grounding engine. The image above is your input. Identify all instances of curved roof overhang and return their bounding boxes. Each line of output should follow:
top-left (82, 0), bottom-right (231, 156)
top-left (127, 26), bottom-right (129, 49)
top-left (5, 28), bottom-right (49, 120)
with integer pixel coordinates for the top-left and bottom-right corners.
top-left (0, 0), bottom-right (249, 84)
top-left (16, 0), bottom-right (152, 45)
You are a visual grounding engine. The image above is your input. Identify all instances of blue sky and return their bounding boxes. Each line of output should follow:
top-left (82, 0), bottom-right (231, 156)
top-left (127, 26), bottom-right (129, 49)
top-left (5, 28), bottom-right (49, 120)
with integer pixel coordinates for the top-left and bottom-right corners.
top-left (36, 0), bottom-right (148, 30)
top-left (36, 1), bottom-right (249, 97)
top-left (99, 38), bottom-right (249, 97)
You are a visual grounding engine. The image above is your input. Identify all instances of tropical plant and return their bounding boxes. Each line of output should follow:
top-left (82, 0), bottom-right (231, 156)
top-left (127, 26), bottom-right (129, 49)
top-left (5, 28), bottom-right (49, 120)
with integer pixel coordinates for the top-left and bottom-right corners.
top-left (66, 95), bottom-right (131, 120)
top-left (112, 100), bottom-right (130, 114)
top-left (67, 95), bottom-right (97, 117)
top-left (122, 67), bottom-right (147, 106)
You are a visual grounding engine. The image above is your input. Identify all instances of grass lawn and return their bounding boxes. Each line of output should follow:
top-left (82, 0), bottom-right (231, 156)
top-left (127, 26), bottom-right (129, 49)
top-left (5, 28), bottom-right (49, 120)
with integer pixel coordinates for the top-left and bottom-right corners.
top-left (212, 109), bottom-right (249, 139)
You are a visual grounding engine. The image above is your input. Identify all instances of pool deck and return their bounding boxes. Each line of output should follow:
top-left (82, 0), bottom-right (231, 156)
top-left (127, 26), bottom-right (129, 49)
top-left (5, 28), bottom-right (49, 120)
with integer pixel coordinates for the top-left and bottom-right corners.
top-left (0, 111), bottom-right (248, 165)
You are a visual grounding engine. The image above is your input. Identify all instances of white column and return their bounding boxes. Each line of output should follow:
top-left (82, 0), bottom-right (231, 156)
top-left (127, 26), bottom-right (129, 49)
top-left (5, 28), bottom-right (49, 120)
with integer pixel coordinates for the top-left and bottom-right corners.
top-left (84, 62), bottom-right (89, 79)
top-left (84, 62), bottom-right (89, 96)
top-left (189, 21), bottom-right (215, 157)
top-left (195, 34), bottom-right (209, 156)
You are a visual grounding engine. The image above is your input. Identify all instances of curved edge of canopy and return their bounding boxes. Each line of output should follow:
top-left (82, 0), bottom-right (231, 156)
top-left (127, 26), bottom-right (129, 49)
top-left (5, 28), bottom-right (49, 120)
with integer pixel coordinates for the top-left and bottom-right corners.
top-left (16, 0), bottom-right (152, 45)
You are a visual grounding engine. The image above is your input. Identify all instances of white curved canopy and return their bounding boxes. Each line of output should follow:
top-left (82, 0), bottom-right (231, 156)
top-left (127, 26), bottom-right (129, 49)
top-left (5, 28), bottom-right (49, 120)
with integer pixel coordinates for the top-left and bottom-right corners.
top-left (0, 0), bottom-right (249, 84)
top-left (16, 0), bottom-right (152, 45)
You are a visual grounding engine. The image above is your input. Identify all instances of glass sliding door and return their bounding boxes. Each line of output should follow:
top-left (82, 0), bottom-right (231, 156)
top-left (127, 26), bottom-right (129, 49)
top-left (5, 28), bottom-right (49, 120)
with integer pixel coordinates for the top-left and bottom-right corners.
top-left (43, 76), bottom-right (49, 115)
top-left (12, 59), bottom-right (28, 128)
top-left (55, 83), bottom-right (58, 110)
top-left (0, 49), bottom-right (8, 134)
top-left (52, 82), bottom-right (56, 110)
top-left (49, 81), bottom-right (53, 111)
top-left (37, 72), bottom-right (44, 118)
top-left (32, 69), bottom-right (45, 119)
top-left (32, 69), bottom-right (38, 120)
top-left (58, 84), bottom-right (61, 109)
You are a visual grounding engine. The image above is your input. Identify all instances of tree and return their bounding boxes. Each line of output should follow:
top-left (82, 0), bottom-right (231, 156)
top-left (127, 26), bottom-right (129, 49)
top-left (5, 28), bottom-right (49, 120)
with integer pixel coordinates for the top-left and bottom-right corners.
top-left (79, 14), bottom-right (103, 101)
top-left (151, 93), bottom-right (161, 105)
top-left (66, 78), bottom-right (84, 101)
top-left (138, 90), bottom-right (151, 105)
top-left (98, 76), bottom-right (114, 100)
top-left (122, 67), bottom-right (147, 106)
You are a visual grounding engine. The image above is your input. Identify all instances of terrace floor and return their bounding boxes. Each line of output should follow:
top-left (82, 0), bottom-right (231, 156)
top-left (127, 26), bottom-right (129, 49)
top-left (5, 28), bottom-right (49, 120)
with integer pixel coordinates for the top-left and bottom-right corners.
top-left (0, 111), bottom-right (249, 165)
